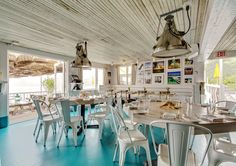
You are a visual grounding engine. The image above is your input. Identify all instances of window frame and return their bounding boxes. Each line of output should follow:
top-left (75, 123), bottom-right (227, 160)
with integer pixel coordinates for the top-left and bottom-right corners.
top-left (119, 65), bottom-right (132, 85)
top-left (82, 67), bottom-right (104, 90)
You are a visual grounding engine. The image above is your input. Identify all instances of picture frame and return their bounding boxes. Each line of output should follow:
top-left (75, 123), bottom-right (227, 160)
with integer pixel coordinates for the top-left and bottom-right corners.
top-left (184, 67), bottom-right (193, 75)
top-left (185, 78), bottom-right (192, 84)
top-left (153, 75), bottom-right (163, 84)
top-left (153, 61), bottom-right (165, 73)
top-left (145, 70), bottom-right (152, 84)
top-left (107, 72), bottom-right (111, 77)
top-left (185, 58), bottom-right (193, 65)
top-left (167, 71), bottom-right (181, 84)
top-left (168, 59), bottom-right (181, 69)
top-left (144, 61), bottom-right (152, 69)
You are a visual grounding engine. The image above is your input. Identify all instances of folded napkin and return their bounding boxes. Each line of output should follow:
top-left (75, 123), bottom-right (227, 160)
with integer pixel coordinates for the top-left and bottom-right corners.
top-left (162, 112), bottom-right (177, 120)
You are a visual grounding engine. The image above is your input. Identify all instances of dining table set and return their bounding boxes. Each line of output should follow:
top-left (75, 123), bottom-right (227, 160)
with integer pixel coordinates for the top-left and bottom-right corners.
top-left (123, 98), bottom-right (236, 135)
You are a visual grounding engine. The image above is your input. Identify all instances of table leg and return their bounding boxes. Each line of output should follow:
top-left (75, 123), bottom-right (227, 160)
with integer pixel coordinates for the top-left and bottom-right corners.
top-left (77, 104), bottom-right (85, 135)
top-left (81, 104), bottom-right (85, 123)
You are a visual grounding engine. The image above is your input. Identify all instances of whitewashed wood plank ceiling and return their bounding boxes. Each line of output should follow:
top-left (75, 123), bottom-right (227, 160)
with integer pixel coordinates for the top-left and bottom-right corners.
top-left (199, 0), bottom-right (236, 60)
top-left (0, 0), bottom-right (208, 64)
top-left (213, 19), bottom-right (236, 52)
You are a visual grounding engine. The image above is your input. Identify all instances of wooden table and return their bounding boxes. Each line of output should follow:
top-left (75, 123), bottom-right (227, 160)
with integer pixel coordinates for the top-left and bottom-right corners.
top-left (9, 101), bottom-right (34, 115)
top-left (125, 101), bottom-right (236, 165)
top-left (70, 96), bottom-right (105, 129)
top-left (124, 101), bottom-right (236, 134)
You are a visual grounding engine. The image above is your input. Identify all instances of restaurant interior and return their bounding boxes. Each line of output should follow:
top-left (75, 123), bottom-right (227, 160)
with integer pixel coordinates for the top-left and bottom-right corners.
top-left (0, 0), bottom-right (236, 166)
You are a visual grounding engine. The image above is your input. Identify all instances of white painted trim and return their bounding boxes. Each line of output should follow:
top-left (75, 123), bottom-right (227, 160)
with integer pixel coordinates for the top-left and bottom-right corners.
top-left (0, 42), bottom-right (73, 61)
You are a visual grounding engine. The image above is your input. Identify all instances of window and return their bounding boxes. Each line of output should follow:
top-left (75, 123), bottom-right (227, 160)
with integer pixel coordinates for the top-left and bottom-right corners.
top-left (97, 68), bottom-right (104, 89)
top-left (82, 68), bottom-right (104, 90)
top-left (83, 68), bottom-right (96, 89)
top-left (205, 58), bottom-right (236, 101)
top-left (119, 65), bottom-right (132, 85)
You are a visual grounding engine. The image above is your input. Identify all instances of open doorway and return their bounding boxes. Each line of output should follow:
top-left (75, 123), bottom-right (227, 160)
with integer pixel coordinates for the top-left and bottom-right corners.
top-left (8, 51), bottom-right (65, 124)
top-left (205, 57), bottom-right (236, 102)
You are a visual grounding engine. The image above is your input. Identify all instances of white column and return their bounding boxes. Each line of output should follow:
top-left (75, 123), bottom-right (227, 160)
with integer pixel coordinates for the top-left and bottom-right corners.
top-left (0, 43), bottom-right (9, 128)
top-left (219, 59), bottom-right (224, 100)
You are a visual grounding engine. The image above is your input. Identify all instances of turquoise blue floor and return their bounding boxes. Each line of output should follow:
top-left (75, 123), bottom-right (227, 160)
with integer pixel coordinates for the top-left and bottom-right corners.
top-left (1, 118), bottom-right (236, 166)
top-left (0, 117), bottom-right (159, 166)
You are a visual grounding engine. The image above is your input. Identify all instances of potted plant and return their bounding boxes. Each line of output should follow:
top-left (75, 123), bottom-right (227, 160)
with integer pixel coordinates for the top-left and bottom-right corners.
top-left (42, 78), bottom-right (55, 97)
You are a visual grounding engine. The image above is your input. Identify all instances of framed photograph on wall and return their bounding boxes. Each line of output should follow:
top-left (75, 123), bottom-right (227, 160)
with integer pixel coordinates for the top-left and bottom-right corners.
top-left (184, 67), bottom-right (193, 75)
top-left (153, 75), bottom-right (163, 84)
top-left (185, 77), bottom-right (192, 84)
top-left (167, 71), bottom-right (181, 84)
top-left (185, 58), bottom-right (193, 66)
top-left (153, 61), bottom-right (165, 73)
top-left (136, 70), bottom-right (144, 84)
top-left (168, 59), bottom-right (181, 69)
top-left (144, 61), bottom-right (152, 69)
top-left (145, 70), bottom-right (152, 84)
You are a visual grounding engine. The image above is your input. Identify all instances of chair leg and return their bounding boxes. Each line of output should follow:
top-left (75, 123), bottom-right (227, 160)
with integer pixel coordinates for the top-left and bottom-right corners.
top-left (43, 123), bottom-right (50, 147)
top-left (113, 143), bottom-right (119, 162)
top-left (189, 135), bottom-right (195, 150)
top-left (33, 118), bottom-right (39, 136)
top-left (99, 122), bottom-right (104, 140)
top-left (64, 126), bottom-right (69, 137)
top-left (143, 142), bottom-right (152, 166)
top-left (35, 123), bottom-right (42, 143)
top-left (81, 119), bottom-right (85, 135)
top-left (119, 144), bottom-right (127, 166)
top-left (133, 146), bottom-right (137, 155)
top-left (57, 124), bottom-right (65, 148)
top-left (110, 118), bottom-right (115, 133)
top-left (72, 124), bottom-right (78, 147)
top-left (52, 122), bottom-right (57, 135)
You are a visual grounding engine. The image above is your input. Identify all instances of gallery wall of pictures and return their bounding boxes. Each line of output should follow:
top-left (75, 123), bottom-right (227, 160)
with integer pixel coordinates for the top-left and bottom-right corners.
top-left (136, 57), bottom-right (194, 86)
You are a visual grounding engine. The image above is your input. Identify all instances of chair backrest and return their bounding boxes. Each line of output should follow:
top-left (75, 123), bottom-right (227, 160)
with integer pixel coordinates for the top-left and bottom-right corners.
top-left (116, 97), bottom-right (123, 111)
top-left (150, 121), bottom-right (213, 166)
top-left (56, 99), bottom-right (71, 124)
top-left (109, 105), bottom-right (119, 135)
top-left (109, 105), bottom-right (133, 143)
top-left (226, 101), bottom-right (236, 110)
top-left (32, 99), bottom-right (44, 119)
top-left (214, 100), bottom-right (236, 111)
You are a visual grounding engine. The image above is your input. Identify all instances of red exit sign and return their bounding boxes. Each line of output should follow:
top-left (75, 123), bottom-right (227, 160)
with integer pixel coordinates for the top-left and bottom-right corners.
top-left (216, 51), bottom-right (225, 57)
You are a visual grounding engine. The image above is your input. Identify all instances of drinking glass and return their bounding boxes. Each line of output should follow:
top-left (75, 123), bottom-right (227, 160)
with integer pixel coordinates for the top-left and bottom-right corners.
top-left (185, 97), bottom-right (193, 117)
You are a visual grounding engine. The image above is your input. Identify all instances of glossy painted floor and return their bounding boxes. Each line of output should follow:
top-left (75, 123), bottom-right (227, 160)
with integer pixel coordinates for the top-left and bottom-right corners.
top-left (0, 118), bottom-right (159, 166)
top-left (1, 118), bottom-right (236, 166)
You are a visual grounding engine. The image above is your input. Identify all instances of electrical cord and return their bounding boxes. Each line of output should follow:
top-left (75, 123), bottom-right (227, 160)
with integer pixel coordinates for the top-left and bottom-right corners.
top-left (168, 5), bottom-right (191, 37)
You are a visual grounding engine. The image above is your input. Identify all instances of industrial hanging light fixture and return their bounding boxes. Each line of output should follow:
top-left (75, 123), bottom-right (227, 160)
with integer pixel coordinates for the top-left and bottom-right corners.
top-left (152, 5), bottom-right (191, 58)
top-left (71, 41), bottom-right (92, 68)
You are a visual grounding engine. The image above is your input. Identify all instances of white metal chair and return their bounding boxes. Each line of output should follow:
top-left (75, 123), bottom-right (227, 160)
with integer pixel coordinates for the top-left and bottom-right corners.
top-left (32, 96), bottom-right (58, 136)
top-left (150, 120), bottom-right (213, 166)
top-left (213, 100), bottom-right (236, 112)
top-left (56, 99), bottom-right (85, 147)
top-left (110, 105), bottom-right (152, 166)
top-left (213, 100), bottom-right (236, 142)
top-left (33, 99), bottom-right (62, 147)
top-left (208, 138), bottom-right (236, 166)
top-left (116, 97), bottom-right (140, 130)
top-left (86, 97), bottom-right (112, 140)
